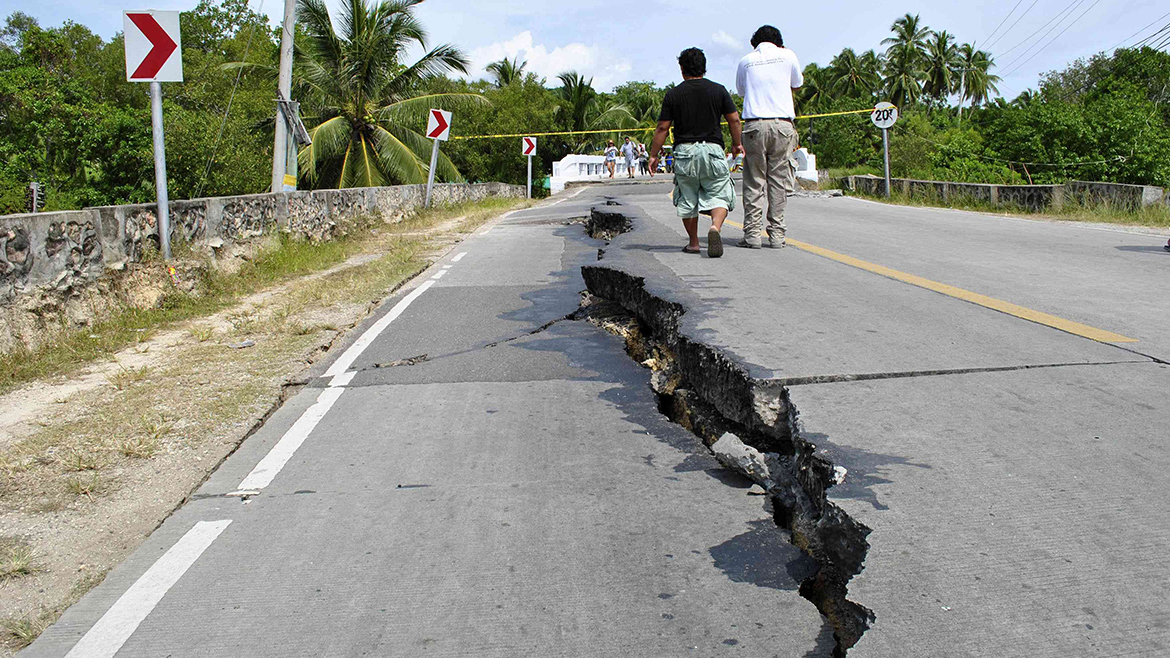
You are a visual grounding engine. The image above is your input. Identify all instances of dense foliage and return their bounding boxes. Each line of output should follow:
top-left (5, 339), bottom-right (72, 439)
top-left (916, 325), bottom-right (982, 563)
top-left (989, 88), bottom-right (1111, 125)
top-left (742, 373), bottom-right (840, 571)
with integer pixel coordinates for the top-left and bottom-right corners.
top-left (1, 5), bottom-right (1167, 213)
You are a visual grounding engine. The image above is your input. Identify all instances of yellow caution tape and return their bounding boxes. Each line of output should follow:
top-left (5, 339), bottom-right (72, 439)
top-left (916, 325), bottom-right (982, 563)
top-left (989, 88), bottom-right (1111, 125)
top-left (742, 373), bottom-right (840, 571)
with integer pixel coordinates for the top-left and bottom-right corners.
top-left (449, 108), bottom-right (877, 141)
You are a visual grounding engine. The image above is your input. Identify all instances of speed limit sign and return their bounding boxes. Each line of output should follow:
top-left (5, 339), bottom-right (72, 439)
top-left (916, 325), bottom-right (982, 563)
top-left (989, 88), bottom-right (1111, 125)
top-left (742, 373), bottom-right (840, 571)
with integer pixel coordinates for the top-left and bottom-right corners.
top-left (871, 102), bottom-right (898, 129)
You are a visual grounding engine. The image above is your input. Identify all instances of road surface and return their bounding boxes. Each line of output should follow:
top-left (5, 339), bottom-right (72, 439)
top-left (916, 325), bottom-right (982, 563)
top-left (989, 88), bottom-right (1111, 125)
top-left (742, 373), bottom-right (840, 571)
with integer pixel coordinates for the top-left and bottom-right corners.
top-left (23, 180), bottom-right (1170, 658)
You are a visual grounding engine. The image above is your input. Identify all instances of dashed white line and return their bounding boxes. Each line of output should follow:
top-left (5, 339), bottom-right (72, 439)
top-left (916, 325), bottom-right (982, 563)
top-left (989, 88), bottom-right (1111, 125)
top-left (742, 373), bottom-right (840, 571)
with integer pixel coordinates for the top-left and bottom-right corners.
top-left (324, 279), bottom-right (437, 377)
top-left (64, 520), bottom-right (232, 658)
top-left (451, 252), bottom-right (468, 262)
top-left (236, 386), bottom-right (345, 491)
top-left (431, 269), bottom-right (448, 280)
top-left (442, 265), bottom-right (453, 269)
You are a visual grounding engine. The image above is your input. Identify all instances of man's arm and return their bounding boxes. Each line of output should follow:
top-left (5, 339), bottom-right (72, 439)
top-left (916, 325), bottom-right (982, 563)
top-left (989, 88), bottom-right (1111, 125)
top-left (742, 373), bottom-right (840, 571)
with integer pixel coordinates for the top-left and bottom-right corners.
top-left (736, 58), bottom-right (747, 97)
top-left (648, 120), bottom-right (671, 171)
top-left (725, 112), bottom-right (744, 157)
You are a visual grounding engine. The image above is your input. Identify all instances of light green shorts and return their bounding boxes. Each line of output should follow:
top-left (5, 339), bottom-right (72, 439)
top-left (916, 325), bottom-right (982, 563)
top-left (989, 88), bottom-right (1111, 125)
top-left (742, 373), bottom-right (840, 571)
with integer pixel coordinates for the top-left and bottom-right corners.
top-left (671, 142), bottom-right (737, 218)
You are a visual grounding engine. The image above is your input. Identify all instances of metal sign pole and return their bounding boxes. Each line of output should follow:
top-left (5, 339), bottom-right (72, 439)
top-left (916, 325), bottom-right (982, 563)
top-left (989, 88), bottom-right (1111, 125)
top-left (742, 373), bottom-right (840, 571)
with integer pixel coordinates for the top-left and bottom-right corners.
top-left (882, 127), bottom-right (891, 199)
top-left (150, 81), bottom-right (172, 259)
top-left (527, 155), bottom-right (532, 199)
top-left (425, 138), bottom-right (441, 208)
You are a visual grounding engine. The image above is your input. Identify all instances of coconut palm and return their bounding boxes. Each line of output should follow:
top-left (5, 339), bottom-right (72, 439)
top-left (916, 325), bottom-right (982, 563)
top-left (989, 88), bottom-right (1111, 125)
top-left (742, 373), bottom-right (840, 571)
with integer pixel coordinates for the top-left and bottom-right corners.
top-left (829, 48), bottom-right (882, 99)
top-left (554, 71), bottom-right (635, 152)
top-left (955, 43), bottom-right (1001, 123)
top-left (922, 30), bottom-right (960, 102)
top-left (485, 56), bottom-right (526, 87)
top-left (882, 45), bottom-right (923, 109)
top-left (795, 63), bottom-right (832, 113)
top-left (881, 13), bottom-right (930, 64)
top-left (294, 0), bottom-right (486, 188)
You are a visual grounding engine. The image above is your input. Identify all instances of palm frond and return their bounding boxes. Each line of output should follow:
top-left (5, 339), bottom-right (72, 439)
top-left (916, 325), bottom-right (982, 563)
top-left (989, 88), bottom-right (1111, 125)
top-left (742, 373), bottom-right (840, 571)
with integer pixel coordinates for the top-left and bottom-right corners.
top-left (371, 125), bottom-right (428, 184)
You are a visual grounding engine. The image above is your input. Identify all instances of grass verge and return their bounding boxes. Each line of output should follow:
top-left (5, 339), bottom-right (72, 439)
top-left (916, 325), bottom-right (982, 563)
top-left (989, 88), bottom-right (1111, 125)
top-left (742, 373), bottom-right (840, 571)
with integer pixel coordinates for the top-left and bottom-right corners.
top-left (844, 188), bottom-right (1170, 228)
top-left (0, 196), bottom-right (529, 395)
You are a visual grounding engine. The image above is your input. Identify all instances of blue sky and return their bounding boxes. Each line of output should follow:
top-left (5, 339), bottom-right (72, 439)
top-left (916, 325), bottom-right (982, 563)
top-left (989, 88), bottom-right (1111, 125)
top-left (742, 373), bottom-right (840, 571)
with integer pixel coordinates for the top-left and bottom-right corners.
top-left (8, 0), bottom-right (1167, 98)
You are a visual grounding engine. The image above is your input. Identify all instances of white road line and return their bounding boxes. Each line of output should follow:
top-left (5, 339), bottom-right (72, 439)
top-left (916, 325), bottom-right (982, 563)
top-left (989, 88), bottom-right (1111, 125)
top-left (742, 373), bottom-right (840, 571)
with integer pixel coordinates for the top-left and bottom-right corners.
top-left (442, 265), bottom-right (453, 269)
top-left (431, 269), bottom-right (447, 280)
top-left (236, 386), bottom-right (345, 491)
top-left (324, 279), bottom-right (437, 377)
top-left (328, 370), bottom-right (356, 388)
top-left (451, 251), bottom-right (468, 262)
top-left (64, 520), bottom-right (232, 658)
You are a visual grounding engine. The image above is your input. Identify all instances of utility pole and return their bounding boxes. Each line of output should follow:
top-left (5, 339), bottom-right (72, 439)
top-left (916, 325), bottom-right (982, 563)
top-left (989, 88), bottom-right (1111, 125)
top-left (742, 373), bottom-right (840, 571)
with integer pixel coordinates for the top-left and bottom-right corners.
top-left (271, 0), bottom-right (296, 193)
top-left (150, 81), bottom-right (172, 259)
top-left (957, 69), bottom-right (967, 127)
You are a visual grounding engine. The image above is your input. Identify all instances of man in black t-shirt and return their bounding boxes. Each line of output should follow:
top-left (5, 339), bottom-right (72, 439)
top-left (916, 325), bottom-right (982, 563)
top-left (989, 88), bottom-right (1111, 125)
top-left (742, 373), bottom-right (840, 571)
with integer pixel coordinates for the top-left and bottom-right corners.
top-left (649, 47), bottom-right (744, 258)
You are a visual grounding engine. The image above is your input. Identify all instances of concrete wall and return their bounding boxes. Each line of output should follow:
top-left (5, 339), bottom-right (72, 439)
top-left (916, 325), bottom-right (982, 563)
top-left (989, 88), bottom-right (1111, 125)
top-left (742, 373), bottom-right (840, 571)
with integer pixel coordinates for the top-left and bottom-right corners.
top-left (0, 182), bottom-right (522, 353)
top-left (842, 175), bottom-right (1165, 212)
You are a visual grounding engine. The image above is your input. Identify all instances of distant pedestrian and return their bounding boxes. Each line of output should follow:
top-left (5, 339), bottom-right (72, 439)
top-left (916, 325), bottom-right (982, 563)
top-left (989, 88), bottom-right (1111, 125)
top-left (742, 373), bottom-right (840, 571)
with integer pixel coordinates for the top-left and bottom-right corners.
top-left (736, 25), bottom-right (803, 249)
top-left (664, 151), bottom-right (673, 173)
top-left (638, 143), bottom-right (650, 176)
top-left (620, 137), bottom-right (637, 178)
top-left (604, 140), bottom-right (618, 178)
top-left (649, 47), bottom-right (744, 258)
top-left (1165, 238), bottom-right (1170, 253)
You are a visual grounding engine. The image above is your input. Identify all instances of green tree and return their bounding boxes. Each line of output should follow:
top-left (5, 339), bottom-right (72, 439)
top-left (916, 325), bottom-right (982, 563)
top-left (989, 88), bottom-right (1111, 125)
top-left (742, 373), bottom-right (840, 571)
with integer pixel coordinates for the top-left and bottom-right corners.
top-left (294, 0), bottom-right (485, 188)
top-left (485, 56), bottom-right (527, 88)
top-left (553, 71), bottom-right (633, 152)
top-left (829, 48), bottom-right (881, 100)
top-left (881, 13), bottom-right (929, 107)
top-left (922, 30), bottom-right (959, 103)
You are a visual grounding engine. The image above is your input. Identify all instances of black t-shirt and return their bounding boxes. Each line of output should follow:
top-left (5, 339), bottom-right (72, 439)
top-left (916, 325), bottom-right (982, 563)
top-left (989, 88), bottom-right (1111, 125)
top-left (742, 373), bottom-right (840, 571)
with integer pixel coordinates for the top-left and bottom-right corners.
top-left (658, 78), bottom-right (737, 147)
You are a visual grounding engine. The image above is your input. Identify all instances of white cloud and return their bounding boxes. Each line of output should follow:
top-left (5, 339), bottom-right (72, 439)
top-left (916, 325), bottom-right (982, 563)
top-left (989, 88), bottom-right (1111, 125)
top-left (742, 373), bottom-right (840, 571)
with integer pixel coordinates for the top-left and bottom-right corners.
top-left (711, 30), bottom-right (744, 51)
top-left (467, 31), bottom-right (634, 91)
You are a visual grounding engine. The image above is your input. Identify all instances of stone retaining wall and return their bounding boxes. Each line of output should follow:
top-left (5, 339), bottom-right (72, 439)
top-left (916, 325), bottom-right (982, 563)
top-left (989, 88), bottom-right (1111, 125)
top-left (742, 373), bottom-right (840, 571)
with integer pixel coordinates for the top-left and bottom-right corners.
top-left (843, 175), bottom-right (1166, 212)
top-left (0, 182), bottom-right (522, 353)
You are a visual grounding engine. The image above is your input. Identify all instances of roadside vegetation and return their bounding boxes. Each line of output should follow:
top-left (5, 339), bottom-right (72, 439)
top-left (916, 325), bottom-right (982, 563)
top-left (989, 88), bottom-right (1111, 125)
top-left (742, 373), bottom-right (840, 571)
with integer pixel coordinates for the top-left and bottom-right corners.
top-left (842, 187), bottom-right (1170, 229)
top-left (0, 197), bottom-right (525, 395)
top-left (3, 4), bottom-right (1166, 214)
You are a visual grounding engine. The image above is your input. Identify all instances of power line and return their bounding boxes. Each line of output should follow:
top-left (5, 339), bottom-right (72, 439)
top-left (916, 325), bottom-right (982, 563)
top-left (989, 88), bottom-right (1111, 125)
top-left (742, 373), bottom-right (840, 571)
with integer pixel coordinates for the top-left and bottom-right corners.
top-left (995, 0), bottom-right (1084, 60)
top-left (985, 0), bottom-right (1042, 50)
top-left (982, 0), bottom-right (1026, 46)
top-left (1108, 10), bottom-right (1170, 51)
top-left (1001, 0), bottom-right (1105, 77)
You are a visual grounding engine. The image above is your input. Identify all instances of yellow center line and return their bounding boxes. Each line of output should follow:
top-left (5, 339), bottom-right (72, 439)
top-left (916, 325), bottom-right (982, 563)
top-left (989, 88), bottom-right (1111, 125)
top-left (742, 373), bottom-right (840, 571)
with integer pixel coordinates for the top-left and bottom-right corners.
top-left (720, 219), bottom-right (1138, 344)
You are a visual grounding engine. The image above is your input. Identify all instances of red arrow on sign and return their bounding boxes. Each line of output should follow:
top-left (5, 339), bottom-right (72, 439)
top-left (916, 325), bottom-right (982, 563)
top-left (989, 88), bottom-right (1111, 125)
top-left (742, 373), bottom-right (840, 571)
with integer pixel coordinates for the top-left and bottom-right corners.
top-left (427, 110), bottom-right (449, 139)
top-left (523, 137), bottom-right (536, 155)
top-left (127, 13), bottom-right (178, 79)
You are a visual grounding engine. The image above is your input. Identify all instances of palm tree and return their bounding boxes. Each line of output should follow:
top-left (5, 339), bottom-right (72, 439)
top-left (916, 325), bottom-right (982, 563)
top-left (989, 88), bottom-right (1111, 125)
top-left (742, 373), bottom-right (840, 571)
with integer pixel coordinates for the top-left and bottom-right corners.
top-left (922, 30), bottom-right (959, 103)
top-left (881, 13), bottom-right (930, 107)
top-left (955, 43), bottom-right (1001, 124)
top-left (881, 13), bottom-right (930, 63)
top-left (554, 71), bottom-right (635, 152)
top-left (294, 0), bottom-right (486, 188)
top-left (485, 56), bottom-right (526, 87)
top-left (882, 45), bottom-right (923, 109)
top-left (795, 63), bottom-right (831, 113)
top-left (829, 48), bottom-right (882, 100)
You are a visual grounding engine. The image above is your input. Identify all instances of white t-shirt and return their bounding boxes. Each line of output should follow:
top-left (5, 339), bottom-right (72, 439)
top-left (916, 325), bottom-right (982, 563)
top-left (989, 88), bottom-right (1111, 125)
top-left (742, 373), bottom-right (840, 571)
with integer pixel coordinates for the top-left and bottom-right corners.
top-left (604, 146), bottom-right (618, 161)
top-left (736, 43), bottom-right (803, 120)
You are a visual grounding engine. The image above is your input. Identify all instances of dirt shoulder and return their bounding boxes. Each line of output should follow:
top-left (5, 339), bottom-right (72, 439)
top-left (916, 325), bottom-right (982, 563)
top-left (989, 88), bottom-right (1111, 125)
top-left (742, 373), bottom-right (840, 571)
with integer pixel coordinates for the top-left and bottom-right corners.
top-left (0, 198), bottom-right (532, 652)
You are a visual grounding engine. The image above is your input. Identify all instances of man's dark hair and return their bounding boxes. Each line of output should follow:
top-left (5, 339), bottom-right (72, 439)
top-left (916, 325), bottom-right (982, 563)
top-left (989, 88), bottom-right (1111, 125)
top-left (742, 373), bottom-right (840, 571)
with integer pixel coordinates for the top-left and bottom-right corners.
top-left (678, 48), bottom-right (706, 78)
top-left (751, 25), bottom-right (783, 48)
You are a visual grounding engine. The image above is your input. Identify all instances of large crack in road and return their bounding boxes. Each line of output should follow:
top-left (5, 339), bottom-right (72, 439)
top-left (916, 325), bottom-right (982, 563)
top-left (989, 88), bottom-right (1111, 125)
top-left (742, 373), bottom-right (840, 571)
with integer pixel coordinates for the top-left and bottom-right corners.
top-left (577, 204), bottom-right (874, 656)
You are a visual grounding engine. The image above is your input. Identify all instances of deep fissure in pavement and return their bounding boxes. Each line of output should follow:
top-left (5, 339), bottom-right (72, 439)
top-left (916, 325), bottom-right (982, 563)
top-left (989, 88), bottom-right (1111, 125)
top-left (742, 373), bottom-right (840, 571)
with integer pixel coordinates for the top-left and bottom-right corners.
top-left (576, 210), bottom-right (874, 656)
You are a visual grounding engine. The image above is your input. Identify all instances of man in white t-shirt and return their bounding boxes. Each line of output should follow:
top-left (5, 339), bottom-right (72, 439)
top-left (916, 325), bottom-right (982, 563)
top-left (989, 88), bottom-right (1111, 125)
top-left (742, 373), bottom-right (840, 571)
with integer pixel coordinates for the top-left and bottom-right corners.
top-left (735, 25), bottom-right (803, 248)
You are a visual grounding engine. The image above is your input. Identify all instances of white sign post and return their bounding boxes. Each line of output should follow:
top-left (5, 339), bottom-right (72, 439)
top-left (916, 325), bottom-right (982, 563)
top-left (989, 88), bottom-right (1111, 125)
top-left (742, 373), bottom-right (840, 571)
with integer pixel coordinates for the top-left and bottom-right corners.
top-left (871, 102), bottom-right (899, 199)
top-left (424, 109), bottom-right (452, 208)
top-left (522, 137), bottom-right (537, 199)
top-left (124, 10), bottom-right (183, 260)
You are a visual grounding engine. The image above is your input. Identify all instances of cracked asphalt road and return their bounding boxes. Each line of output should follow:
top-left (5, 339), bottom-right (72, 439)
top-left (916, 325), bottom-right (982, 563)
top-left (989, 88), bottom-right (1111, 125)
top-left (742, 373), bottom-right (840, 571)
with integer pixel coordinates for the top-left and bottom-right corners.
top-left (24, 189), bottom-right (831, 658)
top-left (583, 181), bottom-right (1170, 658)
top-left (24, 181), bottom-right (1170, 658)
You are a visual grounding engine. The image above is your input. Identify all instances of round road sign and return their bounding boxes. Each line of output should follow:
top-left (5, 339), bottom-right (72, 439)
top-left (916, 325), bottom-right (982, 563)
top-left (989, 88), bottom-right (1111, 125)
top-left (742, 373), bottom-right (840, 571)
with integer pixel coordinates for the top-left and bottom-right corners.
top-left (871, 102), bottom-right (898, 129)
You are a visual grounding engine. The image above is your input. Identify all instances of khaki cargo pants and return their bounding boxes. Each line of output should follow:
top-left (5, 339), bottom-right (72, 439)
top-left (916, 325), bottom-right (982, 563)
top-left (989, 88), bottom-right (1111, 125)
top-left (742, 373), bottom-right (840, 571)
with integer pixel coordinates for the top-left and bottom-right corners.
top-left (742, 118), bottom-right (798, 245)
